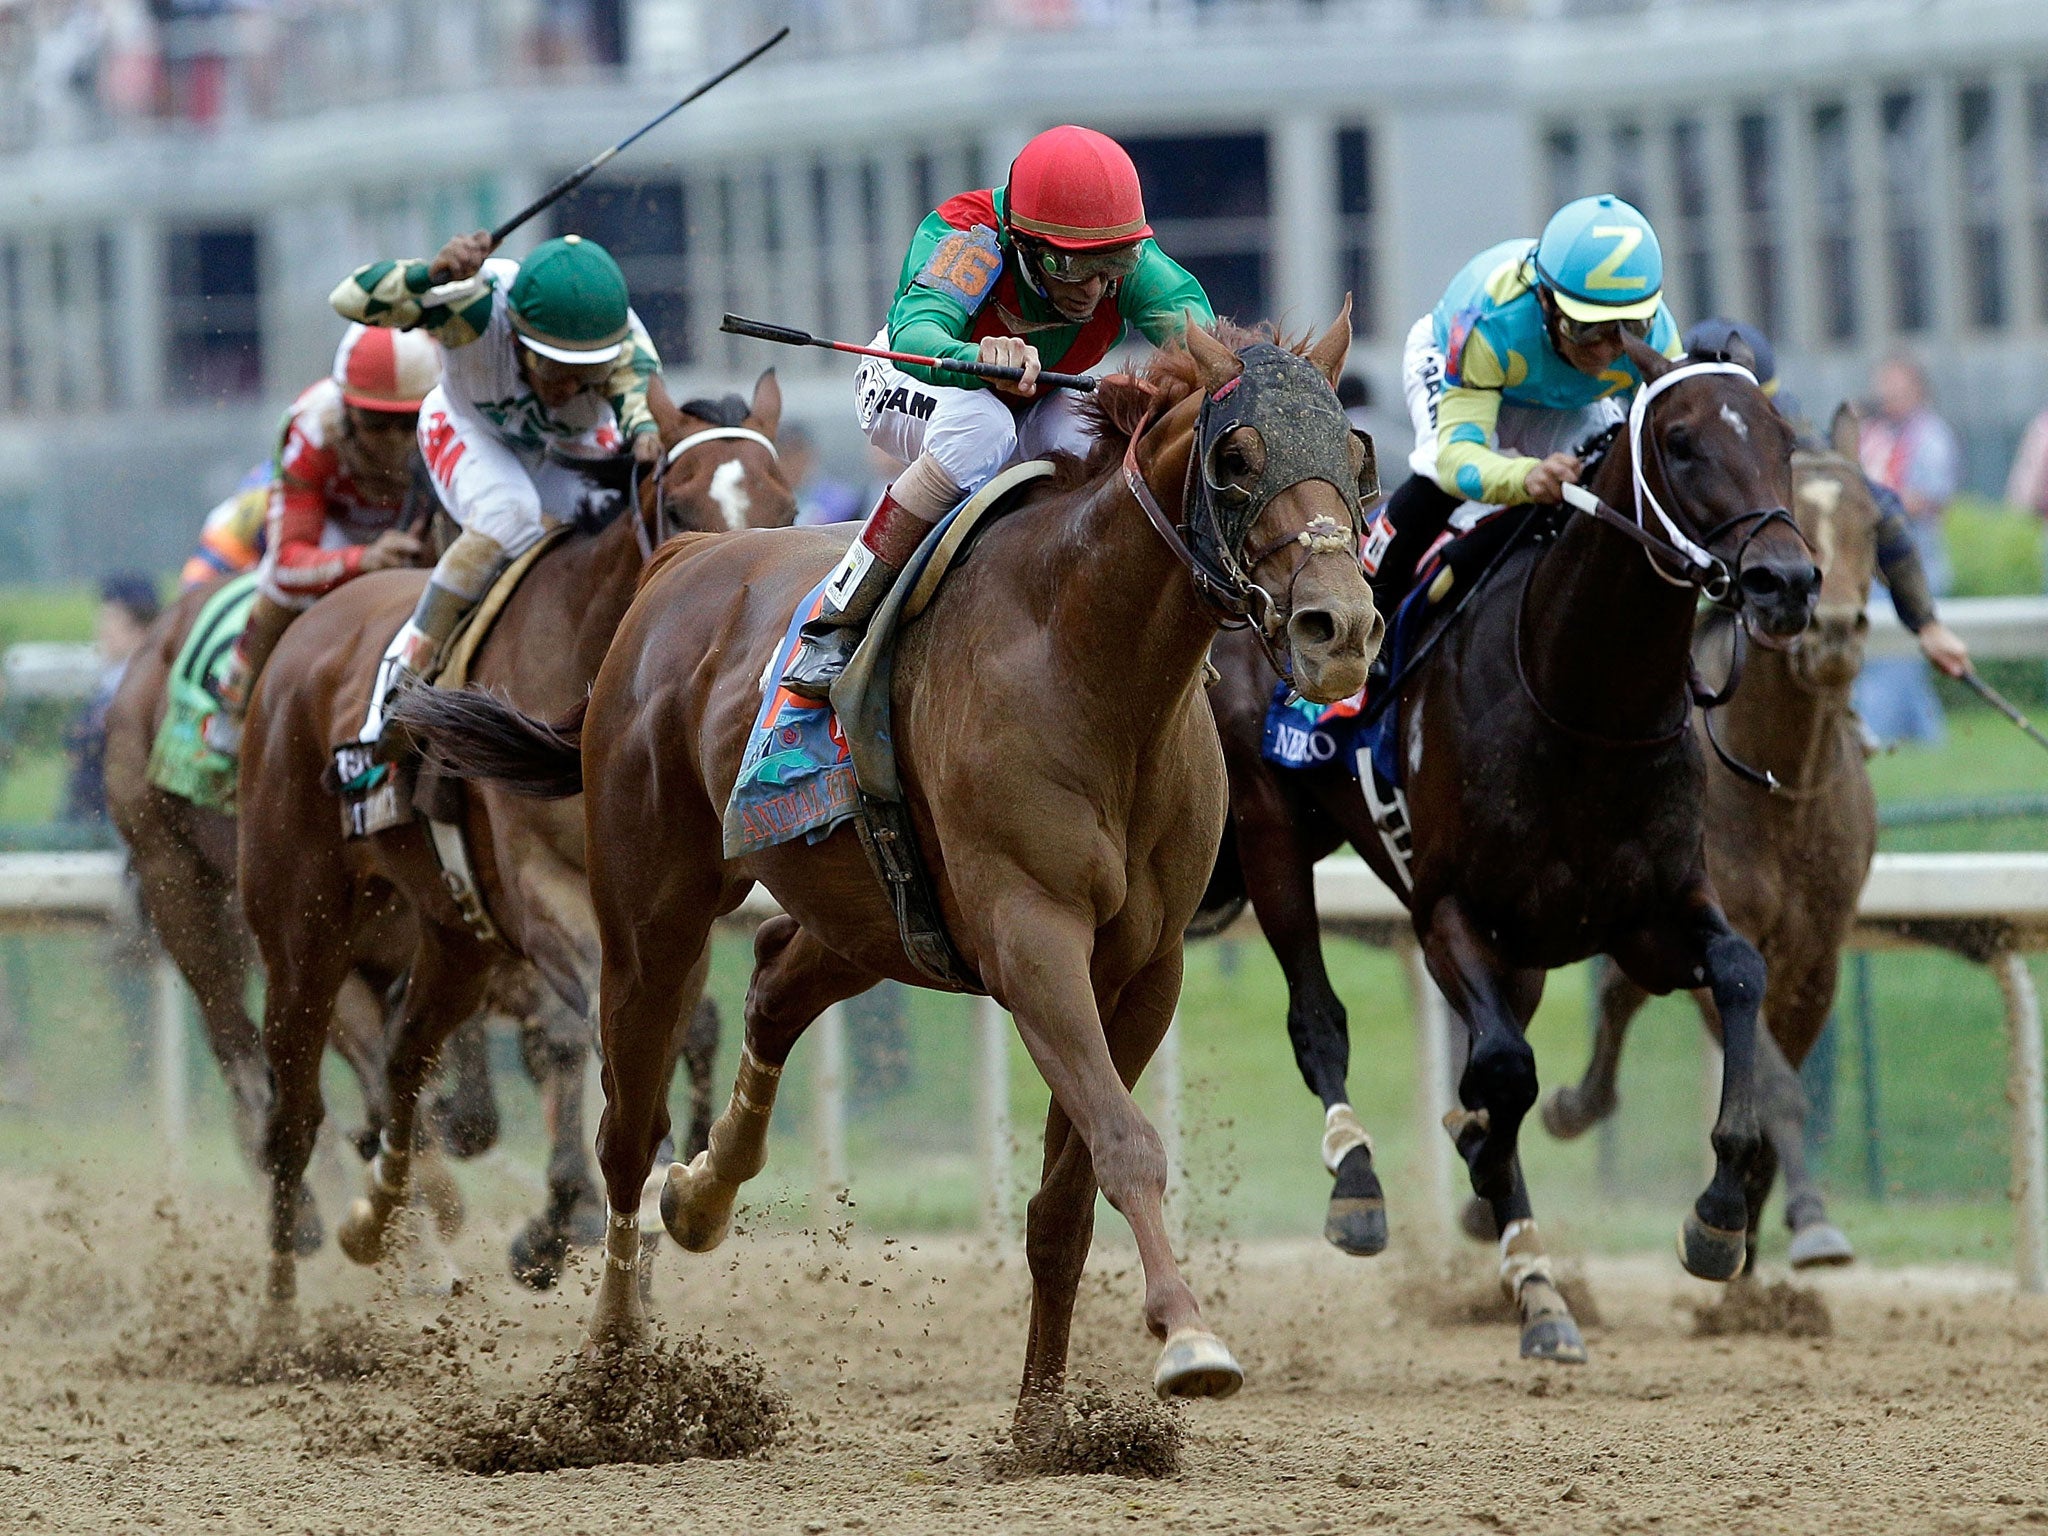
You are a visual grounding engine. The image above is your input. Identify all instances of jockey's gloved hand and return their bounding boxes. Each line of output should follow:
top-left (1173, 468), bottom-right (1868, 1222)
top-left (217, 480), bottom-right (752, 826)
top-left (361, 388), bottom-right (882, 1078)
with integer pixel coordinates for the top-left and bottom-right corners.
top-left (980, 334), bottom-right (1041, 398)
top-left (1522, 452), bottom-right (1582, 505)
top-left (359, 529), bottom-right (424, 572)
top-left (632, 431), bottom-right (664, 467)
top-left (430, 229), bottom-right (494, 284)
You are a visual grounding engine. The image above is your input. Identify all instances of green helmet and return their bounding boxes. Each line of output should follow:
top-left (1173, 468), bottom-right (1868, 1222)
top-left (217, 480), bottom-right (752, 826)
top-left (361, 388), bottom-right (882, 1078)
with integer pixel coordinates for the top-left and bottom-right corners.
top-left (507, 235), bottom-right (631, 363)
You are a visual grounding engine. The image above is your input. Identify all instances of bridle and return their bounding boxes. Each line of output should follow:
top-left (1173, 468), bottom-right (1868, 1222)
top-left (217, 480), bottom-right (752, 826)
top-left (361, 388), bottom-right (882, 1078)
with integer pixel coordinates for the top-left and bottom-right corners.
top-left (1120, 341), bottom-right (1366, 677)
top-left (633, 424), bottom-right (782, 560)
top-left (1535, 359), bottom-right (1814, 791)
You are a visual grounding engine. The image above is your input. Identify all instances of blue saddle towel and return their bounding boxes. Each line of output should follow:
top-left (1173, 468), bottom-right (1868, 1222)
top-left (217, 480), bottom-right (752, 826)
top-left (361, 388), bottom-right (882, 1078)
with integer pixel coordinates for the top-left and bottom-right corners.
top-left (723, 576), bottom-right (862, 857)
top-left (1261, 575), bottom-right (1430, 791)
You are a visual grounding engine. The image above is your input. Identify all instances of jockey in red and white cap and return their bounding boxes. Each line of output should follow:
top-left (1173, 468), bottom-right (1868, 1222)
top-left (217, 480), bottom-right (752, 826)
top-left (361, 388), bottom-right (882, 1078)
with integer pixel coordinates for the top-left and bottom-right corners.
top-left (781, 125), bottom-right (1216, 699)
top-left (201, 323), bottom-right (440, 755)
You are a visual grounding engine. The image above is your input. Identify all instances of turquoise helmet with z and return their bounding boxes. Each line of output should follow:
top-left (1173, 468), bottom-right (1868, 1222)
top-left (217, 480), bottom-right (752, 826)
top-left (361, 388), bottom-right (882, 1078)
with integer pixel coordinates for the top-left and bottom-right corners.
top-left (1533, 194), bottom-right (1663, 324)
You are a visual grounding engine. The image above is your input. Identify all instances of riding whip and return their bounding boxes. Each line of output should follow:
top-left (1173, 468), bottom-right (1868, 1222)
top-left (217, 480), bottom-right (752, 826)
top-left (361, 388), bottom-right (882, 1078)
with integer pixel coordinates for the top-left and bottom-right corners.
top-left (1960, 667), bottom-right (2048, 756)
top-left (487, 29), bottom-right (789, 246)
top-left (720, 314), bottom-right (1100, 392)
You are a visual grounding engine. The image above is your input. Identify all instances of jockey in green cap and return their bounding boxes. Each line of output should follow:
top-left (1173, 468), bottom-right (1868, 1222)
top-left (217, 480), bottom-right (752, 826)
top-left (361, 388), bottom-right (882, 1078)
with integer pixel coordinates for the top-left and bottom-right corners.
top-left (330, 229), bottom-right (663, 747)
top-left (1366, 193), bottom-right (1685, 611)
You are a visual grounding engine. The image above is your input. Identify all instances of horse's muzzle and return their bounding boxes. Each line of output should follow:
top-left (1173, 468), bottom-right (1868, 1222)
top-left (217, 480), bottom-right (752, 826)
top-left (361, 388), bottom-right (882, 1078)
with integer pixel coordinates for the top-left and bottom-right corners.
top-left (1791, 607), bottom-right (1868, 688)
top-left (1738, 554), bottom-right (1821, 641)
top-left (1287, 592), bottom-right (1383, 705)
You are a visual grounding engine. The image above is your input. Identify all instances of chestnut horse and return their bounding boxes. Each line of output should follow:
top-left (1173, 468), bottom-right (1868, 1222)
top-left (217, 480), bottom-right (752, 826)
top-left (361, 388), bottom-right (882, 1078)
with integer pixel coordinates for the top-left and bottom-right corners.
top-left (243, 373), bottom-right (792, 1311)
top-left (104, 578), bottom-right (495, 1254)
top-left (392, 317), bottom-right (1380, 1432)
top-left (1544, 405), bottom-right (1881, 1270)
top-left (1206, 341), bottom-right (1817, 1362)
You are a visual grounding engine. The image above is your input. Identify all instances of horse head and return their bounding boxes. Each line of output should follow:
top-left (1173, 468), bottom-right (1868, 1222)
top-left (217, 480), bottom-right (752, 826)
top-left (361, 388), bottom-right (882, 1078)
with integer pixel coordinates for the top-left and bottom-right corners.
top-left (1145, 307), bottom-right (1382, 703)
top-left (1785, 402), bottom-right (1881, 689)
top-left (642, 369), bottom-right (796, 544)
top-left (1621, 335), bottom-right (1818, 642)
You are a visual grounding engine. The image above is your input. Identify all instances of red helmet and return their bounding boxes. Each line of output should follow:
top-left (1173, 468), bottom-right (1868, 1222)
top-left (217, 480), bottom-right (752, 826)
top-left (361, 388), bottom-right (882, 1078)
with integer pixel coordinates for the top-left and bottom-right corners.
top-left (332, 322), bottom-right (439, 412)
top-left (1006, 126), bottom-right (1152, 251)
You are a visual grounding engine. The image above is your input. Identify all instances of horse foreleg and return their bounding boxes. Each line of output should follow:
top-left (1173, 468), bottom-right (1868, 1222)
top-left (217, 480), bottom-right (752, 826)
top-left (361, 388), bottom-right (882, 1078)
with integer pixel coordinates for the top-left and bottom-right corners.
top-left (996, 913), bottom-right (1241, 1403)
top-left (1422, 897), bottom-right (1583, 1363)
top-left (1542, 960), bottom-right (1649, 1140)
top-left (1014, 1100), bottom-right (1098, 1448)
top-left (335, 928), bottom-right (492, 1272)
top-left (257, 943), bottom-right (352, 1314)
top-left (510, 989), bottom-right (602, 1290)
top-left (1623, 901), bottom-right (1767, 1283)
top-left (1235, 780), bottom-right (1383, 1256)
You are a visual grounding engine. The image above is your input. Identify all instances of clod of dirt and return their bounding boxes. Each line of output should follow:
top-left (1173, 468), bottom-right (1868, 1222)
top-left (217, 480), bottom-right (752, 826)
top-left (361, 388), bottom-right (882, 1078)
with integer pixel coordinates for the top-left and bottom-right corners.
top-left (1690, 1277), bottom-right (1832, 1339)
top-left (1392, 1255), bottom-right (1602, 1331)
top-left (315, 1333), bottom-right (786, 1473)
top-left (986, 1382), bottom-right (1183, 1480)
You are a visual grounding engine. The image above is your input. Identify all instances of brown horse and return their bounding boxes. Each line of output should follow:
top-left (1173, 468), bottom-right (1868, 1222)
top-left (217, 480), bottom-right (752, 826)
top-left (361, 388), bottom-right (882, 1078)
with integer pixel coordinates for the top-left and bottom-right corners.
top-left (1543, 405), bottom-right (1879, 1270)
top-left (1206, 341), bottom-right (1817, 1362)
top-left (242, 373), bottom-right (792, 1310)
top-left (103, 579), bottom-right (494, 1253)
top-left (392, 317), bottom-right (1380, 1430)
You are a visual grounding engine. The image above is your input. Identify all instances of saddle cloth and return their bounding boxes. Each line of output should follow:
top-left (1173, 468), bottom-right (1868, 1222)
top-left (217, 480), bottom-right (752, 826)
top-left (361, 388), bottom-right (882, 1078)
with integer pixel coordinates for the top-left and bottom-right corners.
top-left (146, 571), bottom-right (260, 813)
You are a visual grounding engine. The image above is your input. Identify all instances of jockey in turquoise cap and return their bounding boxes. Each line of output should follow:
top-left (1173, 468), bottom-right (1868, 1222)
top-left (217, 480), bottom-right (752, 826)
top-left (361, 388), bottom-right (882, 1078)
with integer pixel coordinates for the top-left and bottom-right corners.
top-left (1366, 193), bottom-right (1683, 610)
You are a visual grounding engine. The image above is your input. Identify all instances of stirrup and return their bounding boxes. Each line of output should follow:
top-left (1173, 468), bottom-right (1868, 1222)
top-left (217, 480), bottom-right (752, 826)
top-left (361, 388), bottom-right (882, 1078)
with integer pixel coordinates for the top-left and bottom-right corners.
top-left (781, 625), bottom-right (860, 702)
top-left (200, 710), bottom-right (242, 757)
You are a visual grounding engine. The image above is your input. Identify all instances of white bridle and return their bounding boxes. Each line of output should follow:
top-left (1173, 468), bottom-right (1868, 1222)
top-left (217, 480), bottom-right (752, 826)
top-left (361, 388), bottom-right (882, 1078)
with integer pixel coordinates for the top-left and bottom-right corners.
top-left (661, 425), bottom-right (779, 470)
top-left (1622, 358), bottom-right (1760, 587)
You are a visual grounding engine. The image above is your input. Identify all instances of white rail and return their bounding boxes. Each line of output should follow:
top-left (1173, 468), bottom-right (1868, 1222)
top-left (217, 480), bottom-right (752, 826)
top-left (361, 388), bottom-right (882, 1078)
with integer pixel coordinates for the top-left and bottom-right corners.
top-left (6, 849), bottom-right (2047, 1285)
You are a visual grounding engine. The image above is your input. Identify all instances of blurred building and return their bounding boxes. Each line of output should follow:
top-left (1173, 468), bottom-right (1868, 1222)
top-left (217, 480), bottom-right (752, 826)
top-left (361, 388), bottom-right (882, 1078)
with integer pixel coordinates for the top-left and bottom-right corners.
top-left (1, 0), bottom-right (2045, 578)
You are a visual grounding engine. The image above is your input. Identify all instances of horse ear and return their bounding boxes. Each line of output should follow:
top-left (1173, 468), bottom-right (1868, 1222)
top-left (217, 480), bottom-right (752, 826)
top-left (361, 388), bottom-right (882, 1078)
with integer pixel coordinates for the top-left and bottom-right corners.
top-left (1184, 317), bottom-right (1242, 391)
top-left (748, 367), bottom-right (783, 438)
top-left (647, 371), bottom-right (683, 444)
top-left (1621, 333), bottom-right (1674, 383)
top-left (1306, 296), bottom-right (1353, 386)
top-left (1829, 400), bottom-right (1860, 460)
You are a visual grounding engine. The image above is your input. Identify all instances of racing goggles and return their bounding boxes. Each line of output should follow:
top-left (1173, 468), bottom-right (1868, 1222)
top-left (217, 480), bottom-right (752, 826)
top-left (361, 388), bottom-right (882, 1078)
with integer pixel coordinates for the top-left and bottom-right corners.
top-left (1024, 237), bottom-right (1143, 284)
top-left (1551, 307), bottom-right (1654, 347)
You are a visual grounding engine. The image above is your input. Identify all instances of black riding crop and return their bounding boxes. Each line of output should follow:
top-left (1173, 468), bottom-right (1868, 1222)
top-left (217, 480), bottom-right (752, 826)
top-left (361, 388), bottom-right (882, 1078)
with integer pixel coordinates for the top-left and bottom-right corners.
top-left (1960, 667), bottom-right (2048, 756)
top-left (720, 314), bottom-right (1100, 393)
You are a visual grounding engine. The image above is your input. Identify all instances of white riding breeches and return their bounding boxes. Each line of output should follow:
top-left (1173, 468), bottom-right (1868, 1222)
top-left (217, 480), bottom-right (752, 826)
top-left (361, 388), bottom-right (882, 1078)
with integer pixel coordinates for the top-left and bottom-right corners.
top-left (417, 385), bottom-right (626, 558)
top-left (852, 330), bottom-right (1096, 494)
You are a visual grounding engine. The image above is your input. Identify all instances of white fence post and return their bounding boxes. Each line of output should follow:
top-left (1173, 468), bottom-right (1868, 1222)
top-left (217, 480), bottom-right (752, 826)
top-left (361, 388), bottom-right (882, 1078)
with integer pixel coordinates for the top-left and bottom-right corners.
top-left (1995, 952), bottom-right (2048, 1294)
top-left (1404, 940), bottom-right (1459, 1238)
top-left (813, 1003), bottom-right (847, 1208)
top-left (1156, 1010), bottom-right (1184, 1252)
top-left (974, 993), bottom-right (1013, 1243)
top-left (151, 953), bottom-right (188, 1172)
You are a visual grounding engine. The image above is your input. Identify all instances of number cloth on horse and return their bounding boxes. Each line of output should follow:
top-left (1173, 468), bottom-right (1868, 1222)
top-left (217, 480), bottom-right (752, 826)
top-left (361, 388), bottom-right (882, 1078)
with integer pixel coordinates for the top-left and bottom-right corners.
top-left (147, 571), bottom-right (260, 812)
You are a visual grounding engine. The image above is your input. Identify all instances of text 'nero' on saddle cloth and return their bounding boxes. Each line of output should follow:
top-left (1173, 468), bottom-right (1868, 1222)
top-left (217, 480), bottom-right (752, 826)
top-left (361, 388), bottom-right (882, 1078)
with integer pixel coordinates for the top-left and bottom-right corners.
top-left (722, 576), bottom-right (861, 858)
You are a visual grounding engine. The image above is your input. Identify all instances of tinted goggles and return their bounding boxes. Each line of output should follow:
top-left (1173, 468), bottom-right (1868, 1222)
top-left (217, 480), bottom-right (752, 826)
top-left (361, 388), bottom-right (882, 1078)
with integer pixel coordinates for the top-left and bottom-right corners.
top-left (1552, 308), bottom-right (1654, 347)
top-left (1024, 238), bottom-right (1143, 283)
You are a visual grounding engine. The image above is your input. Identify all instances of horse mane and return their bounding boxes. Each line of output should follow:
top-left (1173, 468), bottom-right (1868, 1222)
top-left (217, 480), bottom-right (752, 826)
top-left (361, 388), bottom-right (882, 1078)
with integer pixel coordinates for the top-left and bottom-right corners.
top-left (1044, 319), bottom-right (1299, 493)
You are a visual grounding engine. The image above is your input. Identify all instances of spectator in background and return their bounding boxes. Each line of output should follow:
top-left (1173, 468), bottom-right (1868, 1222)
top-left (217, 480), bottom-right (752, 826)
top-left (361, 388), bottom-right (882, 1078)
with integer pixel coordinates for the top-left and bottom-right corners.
top-left (1857, 355), bottom-right (1961, 746)
top-left (62, 573), bottom-right (158, 825)
top-left (2006, 404), bottom-right (2048, 522)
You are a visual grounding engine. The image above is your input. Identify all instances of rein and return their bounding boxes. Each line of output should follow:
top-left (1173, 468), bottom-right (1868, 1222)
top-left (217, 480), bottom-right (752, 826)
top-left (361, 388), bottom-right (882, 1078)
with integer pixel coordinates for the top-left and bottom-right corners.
top-left (639, 424), bottom-right (781, 560)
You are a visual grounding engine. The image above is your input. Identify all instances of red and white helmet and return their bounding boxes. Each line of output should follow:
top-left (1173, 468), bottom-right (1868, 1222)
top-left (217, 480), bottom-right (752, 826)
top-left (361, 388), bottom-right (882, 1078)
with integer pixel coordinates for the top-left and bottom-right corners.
top-left (1006, 125), bottom-right (1152, 251)
top-left (332, 323), bottom-right (439, 412)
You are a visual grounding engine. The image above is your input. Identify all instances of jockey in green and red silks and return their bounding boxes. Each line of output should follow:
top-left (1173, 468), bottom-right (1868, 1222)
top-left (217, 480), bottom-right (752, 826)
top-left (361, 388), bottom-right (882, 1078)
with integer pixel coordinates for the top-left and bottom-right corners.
top-left (780, 124), bottom-right (1216, 700)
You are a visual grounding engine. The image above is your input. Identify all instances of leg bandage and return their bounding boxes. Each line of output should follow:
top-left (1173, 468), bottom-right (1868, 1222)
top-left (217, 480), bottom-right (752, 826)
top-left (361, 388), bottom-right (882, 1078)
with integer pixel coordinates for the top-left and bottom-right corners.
top-left (1321, 1103), bottom-right (1375, 1174)
top-left (706, 1047), bottom-right (781, 1185)
top-left (605, 1208), bottom-right (641, 1273)
top-left (1499, 1217), bottom-right (1555, 1296)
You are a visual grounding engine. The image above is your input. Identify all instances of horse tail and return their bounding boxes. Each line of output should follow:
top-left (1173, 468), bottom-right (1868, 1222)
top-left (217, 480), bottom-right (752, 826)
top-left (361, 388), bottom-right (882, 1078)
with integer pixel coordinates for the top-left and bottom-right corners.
top-left (390, 687), bottom-right (586, 798)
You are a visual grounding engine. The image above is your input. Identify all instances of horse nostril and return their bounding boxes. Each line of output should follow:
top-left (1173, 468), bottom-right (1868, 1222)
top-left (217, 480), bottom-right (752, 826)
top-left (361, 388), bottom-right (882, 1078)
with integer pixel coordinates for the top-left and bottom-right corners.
top-left (1290, 607), bottom-right (1336, 648)
top-left (1740, 566), bottom-right (1785, 602)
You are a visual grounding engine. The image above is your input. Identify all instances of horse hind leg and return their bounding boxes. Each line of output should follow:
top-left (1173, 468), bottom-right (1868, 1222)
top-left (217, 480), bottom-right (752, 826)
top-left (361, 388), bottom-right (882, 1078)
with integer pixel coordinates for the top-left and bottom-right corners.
top-left (1542, 958), bottom-right (1648, 1140)
top-left (1759, 1028), bottom-right (1853, 1268)
top-left (510, 987), bottom-right (603, 1291)
top-left (1425, 900), bottom-right (1585, 1363)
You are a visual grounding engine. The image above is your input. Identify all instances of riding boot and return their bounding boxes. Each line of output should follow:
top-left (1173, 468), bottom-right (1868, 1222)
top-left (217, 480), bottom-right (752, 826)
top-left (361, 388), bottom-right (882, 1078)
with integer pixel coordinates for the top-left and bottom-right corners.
top-left (201, 594), bottom-right (296, 756)
top-left (361, 529), bottom-right (508, 754)
top-left (781, 489), bottom-right (935, 701)
top-left (1366, 473), bottom-right (1465, 618)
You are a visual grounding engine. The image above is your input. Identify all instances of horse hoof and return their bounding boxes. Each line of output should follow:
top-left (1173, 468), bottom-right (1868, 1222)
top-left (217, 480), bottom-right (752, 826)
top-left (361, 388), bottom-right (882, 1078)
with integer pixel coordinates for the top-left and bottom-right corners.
top-left (1459, 1197), bottom-right (1499, 1244)
top-left (1787, 1222), bottom-right (1856, 1269)
top-left (660, 1154), bottom-right (732, 1254)
top-left (335, 1199), bottom-right (389, 1267)
top-left (509, 1220), bottom-right (568, 1291)
top-left (1324, 1145), bottom-right (1388, 1256)
top-left (1678, 1211), bottom-right (1748, 1282)
top-left (290, 1183), bottom-right (325, 1258)
top-left (1521, 1313), bottom-right (1588, 1363)
top-left (1540, 1087), bottom-right (1610, 1141)
top-left (1152, 1329), bottom-right (1244, 1401)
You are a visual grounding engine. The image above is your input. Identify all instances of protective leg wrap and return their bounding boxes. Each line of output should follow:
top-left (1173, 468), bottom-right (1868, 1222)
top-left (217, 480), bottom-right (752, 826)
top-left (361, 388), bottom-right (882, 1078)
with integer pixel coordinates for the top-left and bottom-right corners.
top-left (1498, 1217), bottom-right (1554, 1301)
top-left (1321, 1103), bottom-right (1375, 1174)
top-left (707, 1047), bottom-right (782, 1186)
top-left (604, 1209), bottom-right (641, 1274)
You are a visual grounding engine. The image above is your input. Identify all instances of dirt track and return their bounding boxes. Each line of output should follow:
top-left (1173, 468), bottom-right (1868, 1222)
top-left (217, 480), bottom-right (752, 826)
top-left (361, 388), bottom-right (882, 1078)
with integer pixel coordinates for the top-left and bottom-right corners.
top-left (5, 1170), bottom-right (2048, 1535)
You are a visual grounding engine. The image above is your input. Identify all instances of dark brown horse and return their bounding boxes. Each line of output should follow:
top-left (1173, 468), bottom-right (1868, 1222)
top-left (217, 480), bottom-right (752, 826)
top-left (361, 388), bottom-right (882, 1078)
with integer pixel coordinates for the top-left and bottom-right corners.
top-left (103, 579), bottom-right (493, 1253)
top-left (1208, 341), bottom-right (1816, 1362)
top-left (392, 317), bottom-right (1380, 1432)
top-left (1543, 406), bottom-right (1879, 1270)
top-left (242, 373), bottom-right (792, 1311)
